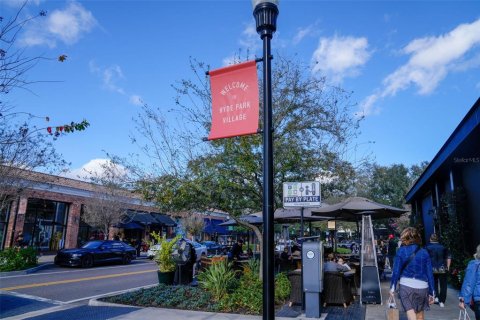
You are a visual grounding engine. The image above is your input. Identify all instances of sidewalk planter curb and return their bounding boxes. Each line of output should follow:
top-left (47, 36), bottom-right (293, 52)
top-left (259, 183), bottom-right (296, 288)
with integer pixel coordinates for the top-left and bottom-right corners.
top-left (0, 263), bottom-right (53, 277)
top-left (88, 299), bottom-right (138, 308)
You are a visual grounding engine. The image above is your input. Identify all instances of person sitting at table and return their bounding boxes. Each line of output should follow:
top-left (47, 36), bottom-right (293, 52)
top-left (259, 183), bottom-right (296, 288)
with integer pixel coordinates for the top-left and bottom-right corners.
top-left (291, 244), bottom-right (302, 258)
top-left (324, 253), bottom-right (349, 272)
top-left (337, 257), bottom-right (351, 271)
top-left (229, 239), bottom-right (247, 260)
top-left (281, 247), bottom-right (293, 261)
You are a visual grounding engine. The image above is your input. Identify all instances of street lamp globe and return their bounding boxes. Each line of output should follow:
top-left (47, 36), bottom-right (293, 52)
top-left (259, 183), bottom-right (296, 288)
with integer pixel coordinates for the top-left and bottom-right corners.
top-left (252, 0), bottom-right (279, 38)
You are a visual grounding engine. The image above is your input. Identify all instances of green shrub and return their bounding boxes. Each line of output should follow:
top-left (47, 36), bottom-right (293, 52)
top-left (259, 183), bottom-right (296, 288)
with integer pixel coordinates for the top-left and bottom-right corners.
top-left (150, 232), bottom-right (180, 273)
top-left (102, 284), bottom-right (219, 312)
top-left (335, 247), bottom-right (351, 254)
top-left (245, 258), bottom-right (260, 276)
top-left (275, 272), bottom-right (291, 303)
top-left (219, 264), bottom-right (263, 314)
top-left (197, 261), bottom-right (237, 301)
top-left (0, 247), bottom-right (38, 272)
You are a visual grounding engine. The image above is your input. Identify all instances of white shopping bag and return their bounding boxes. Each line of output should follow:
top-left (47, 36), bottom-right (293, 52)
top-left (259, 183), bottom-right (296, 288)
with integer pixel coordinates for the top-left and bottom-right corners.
top-left (459, 309), bottom-right (471, 320)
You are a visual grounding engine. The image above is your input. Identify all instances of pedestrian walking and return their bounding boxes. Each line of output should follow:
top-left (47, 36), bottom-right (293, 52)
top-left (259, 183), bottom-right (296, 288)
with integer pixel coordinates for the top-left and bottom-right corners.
top-left (390, 227), bottom-right (435, 320)
top-left (387, 234), bottom-right (399, 268)
top-left (425, 233), bottom-right (451, 307)
top-left (459, 244), bottom-right (480, 320)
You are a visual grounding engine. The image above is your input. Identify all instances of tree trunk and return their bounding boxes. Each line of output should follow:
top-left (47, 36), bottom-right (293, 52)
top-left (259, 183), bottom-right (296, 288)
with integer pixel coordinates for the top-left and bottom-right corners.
top-left (232, 217), bottom-right (264, 280)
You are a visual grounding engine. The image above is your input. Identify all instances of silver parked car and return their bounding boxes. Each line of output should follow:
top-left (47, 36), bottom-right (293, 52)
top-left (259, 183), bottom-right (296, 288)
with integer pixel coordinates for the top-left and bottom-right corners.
top-left (147, 239), bottom-right (207, 262)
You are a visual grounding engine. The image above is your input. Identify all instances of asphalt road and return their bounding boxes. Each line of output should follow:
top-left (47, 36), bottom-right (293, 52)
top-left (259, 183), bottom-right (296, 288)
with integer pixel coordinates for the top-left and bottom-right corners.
top-left (0, 259), bottom-right (158, 304)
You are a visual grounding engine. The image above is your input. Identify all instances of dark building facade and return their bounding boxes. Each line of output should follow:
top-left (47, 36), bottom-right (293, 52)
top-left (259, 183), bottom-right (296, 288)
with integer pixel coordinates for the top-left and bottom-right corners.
top-left (405, 98), bottom-right (480, 252)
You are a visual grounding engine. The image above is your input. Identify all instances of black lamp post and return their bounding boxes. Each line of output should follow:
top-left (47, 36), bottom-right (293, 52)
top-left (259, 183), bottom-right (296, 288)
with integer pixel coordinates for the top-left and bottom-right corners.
top-left (252, 1), bottom-right (278, 319)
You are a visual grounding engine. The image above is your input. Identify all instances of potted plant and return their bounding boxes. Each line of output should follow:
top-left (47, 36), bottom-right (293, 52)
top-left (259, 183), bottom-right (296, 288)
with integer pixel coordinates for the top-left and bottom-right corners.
top-left (151, 232), bottom-right (180, 285)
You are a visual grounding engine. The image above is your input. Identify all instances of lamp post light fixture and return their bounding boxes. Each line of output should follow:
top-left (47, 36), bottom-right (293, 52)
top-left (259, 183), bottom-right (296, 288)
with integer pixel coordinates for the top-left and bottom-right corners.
top-left (252, 1), bottom-right (278, 319)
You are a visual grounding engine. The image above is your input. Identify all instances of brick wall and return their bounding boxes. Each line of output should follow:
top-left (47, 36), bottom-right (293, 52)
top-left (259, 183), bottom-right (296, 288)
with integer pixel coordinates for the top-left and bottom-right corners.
top-left (4, 196), bottom-right (28, 248)
top-left (64, 202), bottom-right (81, 248)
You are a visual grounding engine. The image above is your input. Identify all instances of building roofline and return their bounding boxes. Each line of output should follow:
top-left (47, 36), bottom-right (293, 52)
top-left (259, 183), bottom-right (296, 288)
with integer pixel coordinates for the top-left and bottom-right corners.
top-left (405, 97), bottom-right (480, 202)
top-left (1, 166), bottom-right (155, 208)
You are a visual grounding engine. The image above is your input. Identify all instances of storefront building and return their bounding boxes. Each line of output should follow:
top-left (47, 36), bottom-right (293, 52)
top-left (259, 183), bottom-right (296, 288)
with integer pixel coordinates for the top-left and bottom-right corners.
top-left (1, 169), bottom-right (175, 251)
top-left (405, 98), bottom-right (480, 252)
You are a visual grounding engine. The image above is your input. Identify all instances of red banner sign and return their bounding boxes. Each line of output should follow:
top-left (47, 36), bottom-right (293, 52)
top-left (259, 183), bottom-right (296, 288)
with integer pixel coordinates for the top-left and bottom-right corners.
top-left (208, 60), bottom-right (259, 140)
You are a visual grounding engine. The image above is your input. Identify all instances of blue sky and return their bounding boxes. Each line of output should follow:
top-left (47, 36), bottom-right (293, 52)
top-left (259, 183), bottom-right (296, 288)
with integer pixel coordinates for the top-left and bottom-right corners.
top-left (3, 0), bottom-right (480, 178)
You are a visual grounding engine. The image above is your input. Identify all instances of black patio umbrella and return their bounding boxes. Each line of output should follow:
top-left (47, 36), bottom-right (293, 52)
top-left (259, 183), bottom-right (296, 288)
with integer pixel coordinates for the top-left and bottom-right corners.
top-left (310, 197), bottom-right (407, 220)
top-left (217, 212), bottom-right (263, 227)
top-left (274, 207), bottom-right (330, 223)
top-left (219, 209), bottom-right (330, 226)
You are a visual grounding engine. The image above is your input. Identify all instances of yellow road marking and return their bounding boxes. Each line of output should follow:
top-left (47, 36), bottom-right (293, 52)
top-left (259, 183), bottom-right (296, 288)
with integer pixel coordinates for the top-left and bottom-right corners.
top-left (0, 269), bottom-right (157, 291)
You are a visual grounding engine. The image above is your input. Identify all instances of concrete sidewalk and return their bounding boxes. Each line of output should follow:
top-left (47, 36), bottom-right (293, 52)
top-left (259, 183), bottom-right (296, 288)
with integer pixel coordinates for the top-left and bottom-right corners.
top-left (365, 278), bottom-right (476, 320)
top-left (89, 277), bottom-right (476, 320)
top-left (90, 300), bottom-right (325, 320)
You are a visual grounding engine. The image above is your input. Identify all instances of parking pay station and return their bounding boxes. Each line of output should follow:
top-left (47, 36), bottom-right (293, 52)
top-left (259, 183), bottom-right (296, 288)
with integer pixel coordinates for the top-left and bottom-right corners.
top-left (302, 239), bottom-right (324, 318)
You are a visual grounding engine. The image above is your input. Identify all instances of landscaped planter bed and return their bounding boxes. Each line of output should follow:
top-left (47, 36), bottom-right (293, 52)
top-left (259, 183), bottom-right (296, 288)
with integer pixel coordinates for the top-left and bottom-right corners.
top-left (100, 284), bottom-right (248, 314)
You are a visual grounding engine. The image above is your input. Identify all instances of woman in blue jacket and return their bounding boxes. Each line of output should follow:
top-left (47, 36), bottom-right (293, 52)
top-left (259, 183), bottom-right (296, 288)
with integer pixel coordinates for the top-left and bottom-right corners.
top-left (390, 227), bottom-right (435, 320)
top-left (459, 244), bottom-right (480, 319)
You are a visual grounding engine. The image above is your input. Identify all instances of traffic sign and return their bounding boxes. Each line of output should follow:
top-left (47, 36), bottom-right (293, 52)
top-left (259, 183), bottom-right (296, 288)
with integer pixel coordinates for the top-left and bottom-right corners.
top-left (283, 181), bottom-right (321, 207)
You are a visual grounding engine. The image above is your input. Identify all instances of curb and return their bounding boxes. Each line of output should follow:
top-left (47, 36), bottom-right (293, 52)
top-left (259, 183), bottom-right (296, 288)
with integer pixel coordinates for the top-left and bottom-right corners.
top-left (87, 283), bottom-right (158, 307)
top-left (0, 263), bottom-right (54, 277)
top-left (88, 299), bottom-right (139, 308)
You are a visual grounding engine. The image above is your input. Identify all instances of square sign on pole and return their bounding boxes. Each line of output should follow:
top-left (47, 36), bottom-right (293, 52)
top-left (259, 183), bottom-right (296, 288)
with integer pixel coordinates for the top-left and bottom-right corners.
top-left (283, 182), bottom-right (321, 208)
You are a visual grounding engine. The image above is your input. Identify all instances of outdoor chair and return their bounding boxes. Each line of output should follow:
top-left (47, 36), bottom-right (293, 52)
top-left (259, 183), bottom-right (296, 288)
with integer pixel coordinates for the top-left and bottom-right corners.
top-left (278, 258), bottom-right (295, 273)
top-left (322, 271), bottom-right (353, 308)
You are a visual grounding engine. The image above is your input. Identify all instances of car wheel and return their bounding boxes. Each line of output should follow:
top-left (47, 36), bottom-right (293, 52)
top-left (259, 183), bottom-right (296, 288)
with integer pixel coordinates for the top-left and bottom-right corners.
top-left (81, 255), bottom-right (93, 268)
top-left (122, 254), bottom-right (132, 265)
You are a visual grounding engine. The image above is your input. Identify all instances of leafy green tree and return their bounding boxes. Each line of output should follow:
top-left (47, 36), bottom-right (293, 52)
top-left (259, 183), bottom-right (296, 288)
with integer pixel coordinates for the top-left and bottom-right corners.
top-left (125, 55), bottom-right (361, 277)
top-left (133, 55), bottom-right (360, 213)
top-left (354, 161), bottom-right (429, 234)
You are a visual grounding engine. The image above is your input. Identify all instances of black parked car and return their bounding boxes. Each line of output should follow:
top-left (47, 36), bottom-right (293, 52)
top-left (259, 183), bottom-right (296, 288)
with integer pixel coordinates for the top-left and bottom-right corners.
top-left (54, 240), bottom-right (136, 268)
top-left (201, 241), bottom-right (225, 255)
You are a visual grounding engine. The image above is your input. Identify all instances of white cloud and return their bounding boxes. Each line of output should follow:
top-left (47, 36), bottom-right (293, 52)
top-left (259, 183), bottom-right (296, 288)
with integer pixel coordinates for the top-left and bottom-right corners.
top-left (20, 1), bottom-right (96, 47)
top-left (129, 95), bottom-right (143, 106)
top-left (358, 18), bottom-right (480, 116)
top-left (238, 23), bottom-right (260, 52)
top-left (357, 94), bottom-right (381, 118)
top-left (222, 23), bottom-right (258, 66)
top-left (63, 159), bottom-right (127, 181)
top-left (89, 61), bottom-right (126, 95)
top-left (222, 55), bottom-right (237, 66)
top-left (311, 35), bottom-right (372, 83)
top-left (293, 25), bottom-right (313, 45)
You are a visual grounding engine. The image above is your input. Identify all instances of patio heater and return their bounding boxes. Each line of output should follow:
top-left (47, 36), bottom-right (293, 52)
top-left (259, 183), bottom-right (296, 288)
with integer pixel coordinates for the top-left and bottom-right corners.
top-left (360, 214), bottom-right (382, 304)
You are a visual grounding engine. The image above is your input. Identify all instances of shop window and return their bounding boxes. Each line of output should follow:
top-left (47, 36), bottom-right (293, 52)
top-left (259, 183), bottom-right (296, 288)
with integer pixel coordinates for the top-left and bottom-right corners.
top-left (23, 199), bottom-right (69, 251)
top-left (0, 200), bottom-right (12, 249)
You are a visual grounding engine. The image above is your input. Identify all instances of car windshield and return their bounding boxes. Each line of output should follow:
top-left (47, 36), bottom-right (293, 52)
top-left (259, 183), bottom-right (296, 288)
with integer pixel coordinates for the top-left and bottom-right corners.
top-left (81, 241), bottom-right (103, 249)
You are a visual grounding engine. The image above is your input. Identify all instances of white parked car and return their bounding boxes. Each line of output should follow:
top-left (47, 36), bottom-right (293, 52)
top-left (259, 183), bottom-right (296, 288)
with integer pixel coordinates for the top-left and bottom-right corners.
top-left (147, 239), bottom-right (207, 262)
top-left (147, 244), bottom-right (161, 259)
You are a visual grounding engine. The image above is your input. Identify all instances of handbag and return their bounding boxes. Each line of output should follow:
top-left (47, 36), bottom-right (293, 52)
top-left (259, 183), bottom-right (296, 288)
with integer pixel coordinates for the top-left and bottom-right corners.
top-left (385, 295), bottom-right (399, 320)
top-left (458, 309), bottom-right (471, 320)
